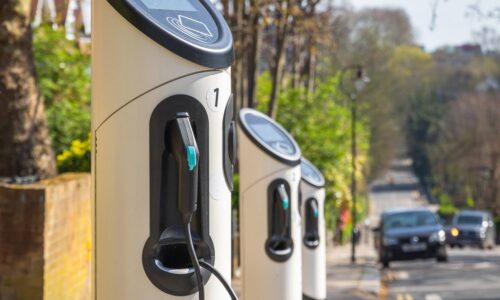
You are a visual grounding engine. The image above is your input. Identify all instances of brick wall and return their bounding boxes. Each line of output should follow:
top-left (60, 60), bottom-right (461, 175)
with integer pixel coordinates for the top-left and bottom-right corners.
top-left (0, 173), bottom-right (91, 300)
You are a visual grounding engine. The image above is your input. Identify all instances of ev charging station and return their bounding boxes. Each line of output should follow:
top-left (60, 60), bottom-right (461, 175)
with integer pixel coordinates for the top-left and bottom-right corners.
top-left (300, 158), bottom-right (326, 300)
top-left (238, 108), bottom-right (302, 300)
top-left (92, 0), bottom-right (235, 299)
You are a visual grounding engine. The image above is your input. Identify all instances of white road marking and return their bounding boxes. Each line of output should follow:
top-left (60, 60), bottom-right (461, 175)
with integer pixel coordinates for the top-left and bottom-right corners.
top-left (425, 294), bottom-right (442, 300)
top-left (392, 271), bottom-right (410, 280)
top-left (473, 262), bottom-right (494, 269)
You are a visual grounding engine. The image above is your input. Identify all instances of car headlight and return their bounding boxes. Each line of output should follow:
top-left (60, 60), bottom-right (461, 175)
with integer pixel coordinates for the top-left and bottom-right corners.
top-left (383, 237), bottom-right (399, 246)
top-left (430, 230), bottom-right (446, 243)
top-left (450, 227), bottom-right (459, 237)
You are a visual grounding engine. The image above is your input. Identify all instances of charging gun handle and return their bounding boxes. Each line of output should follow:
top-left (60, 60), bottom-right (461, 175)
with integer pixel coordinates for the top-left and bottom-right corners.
top-left (277, 184), bottom-right (290, 227)
top-left (168, 113), bottom-right (199, 223)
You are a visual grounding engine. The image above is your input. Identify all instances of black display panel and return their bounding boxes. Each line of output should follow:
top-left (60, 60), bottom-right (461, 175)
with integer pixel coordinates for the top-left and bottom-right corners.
top-left (129, 0), bottom-right (219, 44)
top-left (139, 0), bottom-right (196, 11)
top-left (107, 0), bottom-right (233, 68)
top-left (239, 109), bottom-right (301, 166)
top-left (301, 158), bottom-right (325, 188)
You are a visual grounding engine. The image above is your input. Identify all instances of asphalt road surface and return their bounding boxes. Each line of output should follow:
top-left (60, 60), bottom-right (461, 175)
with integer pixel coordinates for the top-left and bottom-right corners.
top-left (369, 158), bottom-right (500, 300)
top-left (383, 247), bottom-right (500, 300)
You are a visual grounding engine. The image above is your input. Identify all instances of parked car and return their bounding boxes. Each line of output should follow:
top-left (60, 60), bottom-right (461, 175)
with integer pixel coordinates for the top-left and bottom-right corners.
top-left (376, 208), bottom-right (447, 268)
top-left (447, 210), bottom-right (496, 249)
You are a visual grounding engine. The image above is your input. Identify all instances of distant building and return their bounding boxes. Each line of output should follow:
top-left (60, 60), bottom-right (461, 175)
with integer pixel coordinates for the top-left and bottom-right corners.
top-left (433, 43), bottom-right (484, 70)
top-left (455, 43), bottom-right (482, 56)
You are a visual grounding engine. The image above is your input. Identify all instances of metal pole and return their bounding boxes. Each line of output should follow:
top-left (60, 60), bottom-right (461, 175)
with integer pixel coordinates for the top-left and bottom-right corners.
top-left (350, 96), bottom-right (357, 264)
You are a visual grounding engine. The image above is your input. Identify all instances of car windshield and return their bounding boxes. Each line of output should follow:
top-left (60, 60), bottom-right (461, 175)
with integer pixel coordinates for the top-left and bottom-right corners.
top-left (455, 215), bottom-right (483, 225)
top-left (384, 211), bottom-right (438, 230)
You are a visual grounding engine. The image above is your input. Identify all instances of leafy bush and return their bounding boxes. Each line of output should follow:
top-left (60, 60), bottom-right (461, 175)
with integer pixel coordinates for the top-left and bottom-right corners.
top-left (437, 192), bottom-right (458, 216)
top-left (33, 25), bottom-right (91, 157)
top-left (56, 135), bottom-right (91, 173)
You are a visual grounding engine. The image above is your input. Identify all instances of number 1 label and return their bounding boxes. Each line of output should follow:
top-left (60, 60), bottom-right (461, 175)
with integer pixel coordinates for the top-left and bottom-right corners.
top-left (207, 87), bottom-right (223, 112)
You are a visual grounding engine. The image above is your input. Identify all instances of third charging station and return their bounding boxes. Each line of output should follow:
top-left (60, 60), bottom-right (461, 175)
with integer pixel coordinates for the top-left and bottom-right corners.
top-left (92, 0), bottom-right (327, 299)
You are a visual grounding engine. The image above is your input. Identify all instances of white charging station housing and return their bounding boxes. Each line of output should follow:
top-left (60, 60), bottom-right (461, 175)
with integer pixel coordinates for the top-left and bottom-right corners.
top-left (92, 0), bottom-right (234, 299)
top-left (237, 108), bottom-right (302, 300)
top-left (300, 158), bottom-right (326, 300)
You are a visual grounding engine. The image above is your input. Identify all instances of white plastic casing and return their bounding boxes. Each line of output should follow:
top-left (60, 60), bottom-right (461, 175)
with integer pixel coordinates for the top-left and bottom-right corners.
top-left (300, 181), bottom-right (326, 300)
top-left (92, 1), bottom-right (232, 299)
top-left (237, 124), bottom-right (302, 300)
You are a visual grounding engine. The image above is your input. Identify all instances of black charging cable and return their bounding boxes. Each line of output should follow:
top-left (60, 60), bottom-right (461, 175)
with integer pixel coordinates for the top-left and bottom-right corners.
top-left (184, 215), bottom-right (239, 300)
top-left (184, 220), bottom-right (205, 300)
top-left (199, 261), bottom-right (239, 300)
top-left (170, 114), bottom-right (205, 300)
top-left (173, 113), bottom-right (239, 300)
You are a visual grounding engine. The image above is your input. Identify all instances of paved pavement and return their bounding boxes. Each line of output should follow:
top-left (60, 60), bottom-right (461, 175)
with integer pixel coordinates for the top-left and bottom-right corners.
top-left (326, 242), bottom-right (380, 300)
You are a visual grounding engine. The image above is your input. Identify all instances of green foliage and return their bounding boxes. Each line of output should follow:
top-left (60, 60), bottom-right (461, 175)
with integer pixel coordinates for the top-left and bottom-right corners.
top-left (437, 192), bottom-right (458, 216)
top-left (255, 72), bottom-right (272, 112)
top-left (232, 174), bottom-right (240, 211)
top-left (254, 74), bottom-right (371, 231)
top-left (466, 196), bottom-right (476, 208)
top-left (57, 135), bottom-right (91, 173)
top-left (341, 222), bottom-right (353, 245)
top-left (33, 25), bottom-right (91, 157)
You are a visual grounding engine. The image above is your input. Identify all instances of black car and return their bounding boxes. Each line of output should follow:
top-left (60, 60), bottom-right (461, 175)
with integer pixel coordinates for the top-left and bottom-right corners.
top-left (376, 208), bottom-right (447, 268)
top-left (447, 210), bottom-right (496, 249)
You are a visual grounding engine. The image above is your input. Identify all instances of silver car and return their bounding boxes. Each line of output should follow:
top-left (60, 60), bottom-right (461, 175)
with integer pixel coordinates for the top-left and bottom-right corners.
top-left (448, 210), bottom-right (496, 249)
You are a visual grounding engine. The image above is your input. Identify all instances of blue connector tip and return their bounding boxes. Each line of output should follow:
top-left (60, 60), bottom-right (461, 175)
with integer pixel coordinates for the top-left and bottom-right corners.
top-left (187, 146), bottom-right (197, 171)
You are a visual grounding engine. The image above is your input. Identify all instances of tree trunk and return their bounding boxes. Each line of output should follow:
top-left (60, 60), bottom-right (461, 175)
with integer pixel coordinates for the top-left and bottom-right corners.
top-left (0, 0), bottom-right (57, 179)
top-left (246, 5), bottom-right (261, 109)
top-left (267, 31), bottom-right (286, 119)
top-left (306, 36), bottom-right (317, 94)
top-left (267, 2), bottom-right (289, 119)
top-left (221, 0), bottom-right (229, 19)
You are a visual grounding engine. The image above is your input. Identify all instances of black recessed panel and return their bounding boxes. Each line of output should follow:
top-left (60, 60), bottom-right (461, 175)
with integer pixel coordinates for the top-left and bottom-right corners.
top-left (301, 158), bottom-right (324, 188)
top-left (107, 0), bottom-right (233, 68)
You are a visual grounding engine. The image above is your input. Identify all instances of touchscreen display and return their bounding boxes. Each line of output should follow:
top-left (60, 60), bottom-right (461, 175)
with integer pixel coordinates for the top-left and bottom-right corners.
top-left (252, 124), bottom-right (286, 143)
top-left (302, 161), bottom-right (322, 183)
top-left (139, 0), bottom-right (197, 11)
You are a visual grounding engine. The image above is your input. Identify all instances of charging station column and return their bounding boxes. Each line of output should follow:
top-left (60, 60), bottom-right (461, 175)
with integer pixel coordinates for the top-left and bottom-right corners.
top-left (237, 109), bottom-right (302, 300)
top-left (300, 158), bottom-right (326, 300)
top-left (92, 1), bottom-right (234, 299)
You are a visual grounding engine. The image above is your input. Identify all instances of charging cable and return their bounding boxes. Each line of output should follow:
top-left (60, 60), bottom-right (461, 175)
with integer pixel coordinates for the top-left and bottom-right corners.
top-left (185, 219), bottom-right (239, 300)
top-left (174, 113), bottom-right (239, 300)
top-left (184, 220), bottom-right (205, 300)
top-left (199, 261), bottom-right (238, 300)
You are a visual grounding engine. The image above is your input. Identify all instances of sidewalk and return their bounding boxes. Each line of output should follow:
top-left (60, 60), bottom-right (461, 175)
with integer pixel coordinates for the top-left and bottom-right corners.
top-left (232, 239), bottom-right (382, 299)
top-left (326, 240), bottom-right (381, 300)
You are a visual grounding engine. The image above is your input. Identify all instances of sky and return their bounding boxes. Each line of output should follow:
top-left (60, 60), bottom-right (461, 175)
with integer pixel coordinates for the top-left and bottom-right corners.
top-left (348, 0), bottom-right (500, 51)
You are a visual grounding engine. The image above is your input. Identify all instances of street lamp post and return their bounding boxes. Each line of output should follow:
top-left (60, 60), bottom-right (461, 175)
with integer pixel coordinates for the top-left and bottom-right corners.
top-left (339, 65), bottom-right (369, 264)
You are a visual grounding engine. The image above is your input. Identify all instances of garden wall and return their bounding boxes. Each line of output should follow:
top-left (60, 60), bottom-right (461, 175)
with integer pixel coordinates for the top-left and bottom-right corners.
top-left (0, 173), bottom-right (91, 300)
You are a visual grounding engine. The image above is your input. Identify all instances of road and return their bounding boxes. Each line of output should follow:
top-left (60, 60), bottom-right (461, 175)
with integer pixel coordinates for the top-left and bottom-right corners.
top-left (369, 158), bottom-right (500, 300)
top-left (383, 247), bottom-right (500, 300)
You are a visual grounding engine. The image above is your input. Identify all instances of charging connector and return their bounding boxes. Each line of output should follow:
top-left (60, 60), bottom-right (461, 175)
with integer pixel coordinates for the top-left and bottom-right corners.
top-left (173, 112), bottom-right (238, 300)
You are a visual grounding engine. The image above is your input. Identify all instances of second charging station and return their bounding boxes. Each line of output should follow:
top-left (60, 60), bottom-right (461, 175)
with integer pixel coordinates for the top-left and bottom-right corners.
top-left (238, 109), bottom-right (303, 300)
